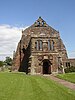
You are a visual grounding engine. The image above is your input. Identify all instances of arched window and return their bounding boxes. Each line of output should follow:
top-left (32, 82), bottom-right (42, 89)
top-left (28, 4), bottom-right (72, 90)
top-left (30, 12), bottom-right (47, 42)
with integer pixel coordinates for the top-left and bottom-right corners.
top-left (51, 40), bottom-right (54, 50)
top-left (48, 40), bottom-right (51, 50)
top-left (35, 42), bottom-right (37, 49)
top-left (36, 40), bottom-right (39, 50)
top-left (42, 21), bottom-right (44, 26)
top-left (37, 21), bottom-right (40, 26)
top-left (39, 40), bottom-right (42, 50)
top-left (35, 40), bottom-right (42, 50)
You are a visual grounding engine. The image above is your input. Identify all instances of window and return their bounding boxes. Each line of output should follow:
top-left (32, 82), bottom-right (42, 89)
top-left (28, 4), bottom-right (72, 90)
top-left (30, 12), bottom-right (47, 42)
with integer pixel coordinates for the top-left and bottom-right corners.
top-left (66, 62), bottom-right (70, 67)
top-left (48, 40), bottom-right (54, 51)
top-left (39, 40), bottom-right (42, 50)
top-left (42, 21), bottom-right (44, 26)
top-left (37, 21), bottom-right (40, 26)
top-left (51, 40), bottom-right (54, 50)
top-left (48, 40), bottom-right (51, 50)
top-left (35, 40), bottom-right (42, 50)
top-left (36, 40), bottom-right (39, 50)
top-left (35, 42), bottom-right (37, 49)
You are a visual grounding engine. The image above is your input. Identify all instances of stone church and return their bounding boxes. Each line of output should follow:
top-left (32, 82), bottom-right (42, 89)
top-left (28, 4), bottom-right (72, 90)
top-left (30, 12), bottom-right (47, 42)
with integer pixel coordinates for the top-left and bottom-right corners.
top-left (12, 17), bottom-right (75, 74)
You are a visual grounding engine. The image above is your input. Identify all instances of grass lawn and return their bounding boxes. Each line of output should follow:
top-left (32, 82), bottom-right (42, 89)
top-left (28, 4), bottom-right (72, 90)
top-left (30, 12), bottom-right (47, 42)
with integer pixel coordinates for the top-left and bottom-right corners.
top-left (0, 72), bottom-right (75, 100)
top-left (57, 72), bottom-right (75, 83)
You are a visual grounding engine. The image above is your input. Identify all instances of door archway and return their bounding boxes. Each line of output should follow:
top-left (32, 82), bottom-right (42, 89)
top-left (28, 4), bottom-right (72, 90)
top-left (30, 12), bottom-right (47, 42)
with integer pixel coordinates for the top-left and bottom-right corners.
top-left (43, 59), bottom-right (51, 74)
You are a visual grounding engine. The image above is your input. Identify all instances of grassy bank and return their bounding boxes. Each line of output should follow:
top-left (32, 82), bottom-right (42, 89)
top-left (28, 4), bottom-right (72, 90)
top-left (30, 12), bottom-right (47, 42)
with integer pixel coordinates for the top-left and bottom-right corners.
top-left (0, 72), bottom-right (75, 100)
top-left (56, 72), bottom-right (75, 83)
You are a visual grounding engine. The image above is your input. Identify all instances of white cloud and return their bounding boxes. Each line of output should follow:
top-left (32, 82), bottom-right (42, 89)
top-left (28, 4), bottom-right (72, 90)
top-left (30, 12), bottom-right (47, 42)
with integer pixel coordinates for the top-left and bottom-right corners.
top-left (0, 24), bottom-right (27, 61)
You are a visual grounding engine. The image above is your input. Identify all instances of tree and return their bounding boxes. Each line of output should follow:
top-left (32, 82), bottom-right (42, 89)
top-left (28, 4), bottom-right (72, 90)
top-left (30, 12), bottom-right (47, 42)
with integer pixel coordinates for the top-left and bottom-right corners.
top-left (4, 57), bottom-right (13, 66)
top-left (0, 61), bottom-right (4, 67)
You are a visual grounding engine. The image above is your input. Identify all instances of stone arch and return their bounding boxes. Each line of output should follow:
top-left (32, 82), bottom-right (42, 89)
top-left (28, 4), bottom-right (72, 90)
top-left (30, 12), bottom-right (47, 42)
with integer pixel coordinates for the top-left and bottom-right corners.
top-left (42, 59), bottom-right (52, 74)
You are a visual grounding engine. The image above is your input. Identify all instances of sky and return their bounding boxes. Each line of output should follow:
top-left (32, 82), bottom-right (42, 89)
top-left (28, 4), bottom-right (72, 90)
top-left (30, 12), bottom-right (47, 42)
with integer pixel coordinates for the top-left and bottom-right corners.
top-left (0, 0), bottom-right (75, 60)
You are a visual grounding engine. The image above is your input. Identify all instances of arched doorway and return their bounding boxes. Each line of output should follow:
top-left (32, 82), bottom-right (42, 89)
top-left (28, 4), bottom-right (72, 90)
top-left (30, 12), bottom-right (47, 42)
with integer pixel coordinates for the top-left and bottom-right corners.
top-left (43, 59), bottom-right (51, 74)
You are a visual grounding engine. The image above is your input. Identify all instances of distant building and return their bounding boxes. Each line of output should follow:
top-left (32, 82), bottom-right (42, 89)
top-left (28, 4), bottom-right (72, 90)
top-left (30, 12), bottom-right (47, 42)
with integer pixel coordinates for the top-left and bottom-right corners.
top-left (12, 17), bottom-right (75, 74)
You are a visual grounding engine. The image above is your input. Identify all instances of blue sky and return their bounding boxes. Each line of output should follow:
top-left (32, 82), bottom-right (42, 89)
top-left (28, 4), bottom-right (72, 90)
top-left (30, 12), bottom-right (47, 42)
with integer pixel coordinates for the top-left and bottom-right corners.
top-left (0, 0), bottom-right (75, 60)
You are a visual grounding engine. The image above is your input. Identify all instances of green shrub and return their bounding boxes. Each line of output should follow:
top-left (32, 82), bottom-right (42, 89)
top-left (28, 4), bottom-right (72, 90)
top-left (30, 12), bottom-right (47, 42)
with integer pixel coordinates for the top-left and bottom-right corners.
top-left (0, 61), bottom-right (4, 67)
top-left (65, 66), bottom-right (75, 73)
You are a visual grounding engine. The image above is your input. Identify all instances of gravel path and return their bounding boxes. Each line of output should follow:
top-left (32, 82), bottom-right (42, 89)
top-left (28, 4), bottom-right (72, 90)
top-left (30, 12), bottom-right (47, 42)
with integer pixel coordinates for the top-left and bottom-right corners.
top-left (43, 75), bottom-right (75, 90)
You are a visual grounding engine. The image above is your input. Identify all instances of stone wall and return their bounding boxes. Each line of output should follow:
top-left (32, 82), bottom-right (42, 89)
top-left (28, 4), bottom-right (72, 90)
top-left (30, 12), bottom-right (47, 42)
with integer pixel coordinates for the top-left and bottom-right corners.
top-left (63, 59), bottom-right (75, 68)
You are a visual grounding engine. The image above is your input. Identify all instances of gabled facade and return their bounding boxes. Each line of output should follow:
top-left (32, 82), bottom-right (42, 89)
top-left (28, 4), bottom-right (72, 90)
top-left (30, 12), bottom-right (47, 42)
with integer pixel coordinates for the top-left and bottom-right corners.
top-left (12, 17), bottom-right (71, 74)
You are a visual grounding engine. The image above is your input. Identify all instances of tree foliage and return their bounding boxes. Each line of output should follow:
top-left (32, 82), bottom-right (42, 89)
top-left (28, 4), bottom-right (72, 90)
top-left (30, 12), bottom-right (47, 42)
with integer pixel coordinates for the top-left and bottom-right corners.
top-left (4, 57), bottom-right (13, 66)
top-left (0, 61), bottom-right (4, 67)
